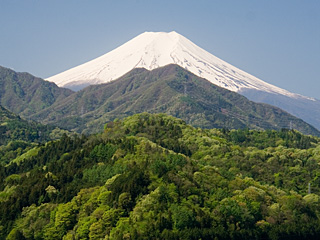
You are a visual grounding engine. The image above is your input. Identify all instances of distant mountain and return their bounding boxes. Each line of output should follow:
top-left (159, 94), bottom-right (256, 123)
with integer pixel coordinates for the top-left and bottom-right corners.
top-left (0, 66), bottom-right (73, 118)
top-left (240, 89), bottom-right (320, 132)
top-left (34, 65), bottom-right (320, 136)
top-left (46, 31), bottom-right (320, 130)
top-left (46, 31), bottom-right (304, 97)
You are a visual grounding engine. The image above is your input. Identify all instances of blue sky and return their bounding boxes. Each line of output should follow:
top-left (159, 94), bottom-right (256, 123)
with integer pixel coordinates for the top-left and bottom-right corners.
top-left (1, 0), bottom-right (320, 99)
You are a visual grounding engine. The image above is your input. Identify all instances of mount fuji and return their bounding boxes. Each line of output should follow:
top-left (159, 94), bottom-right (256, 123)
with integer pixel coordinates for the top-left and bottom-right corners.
top-left (47, 31), bottom-right (320, 130)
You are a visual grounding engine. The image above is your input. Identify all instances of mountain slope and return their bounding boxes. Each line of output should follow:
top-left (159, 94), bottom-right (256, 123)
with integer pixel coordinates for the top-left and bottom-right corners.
top-left (34, 65), bottom-right (320, 136)
top-left (0, 66), bottom-right (73, 118)
top-left (241, 88), bottom-right (320, 131)
top-left (46, 31), bottom-right (320, 130)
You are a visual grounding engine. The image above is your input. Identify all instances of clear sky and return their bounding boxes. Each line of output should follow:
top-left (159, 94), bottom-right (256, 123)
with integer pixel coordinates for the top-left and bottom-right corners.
top-left (1, 0), bottom-right (320, 99)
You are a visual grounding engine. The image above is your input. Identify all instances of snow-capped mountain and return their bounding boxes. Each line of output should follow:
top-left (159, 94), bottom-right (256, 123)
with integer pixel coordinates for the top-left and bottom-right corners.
top-left (47, 31), bottom-right (320, 130)
top-left (46, 32), bottom-right (307, 99)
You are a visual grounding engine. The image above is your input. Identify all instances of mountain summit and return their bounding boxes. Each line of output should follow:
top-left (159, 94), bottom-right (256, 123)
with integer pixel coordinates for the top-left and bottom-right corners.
top-left (46, 31), bottom-right (305, 99)
top-left (47, 31), bottom-right (320, 130)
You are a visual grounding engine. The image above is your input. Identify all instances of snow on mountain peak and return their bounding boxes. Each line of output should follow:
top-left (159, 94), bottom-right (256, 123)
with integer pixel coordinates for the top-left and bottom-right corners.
top-left (46, 31), bottom-right (309, 100)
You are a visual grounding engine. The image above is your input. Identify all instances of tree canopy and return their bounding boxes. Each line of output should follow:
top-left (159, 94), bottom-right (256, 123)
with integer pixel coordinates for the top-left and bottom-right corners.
top-left (1, 113), bottom-right (320, 239)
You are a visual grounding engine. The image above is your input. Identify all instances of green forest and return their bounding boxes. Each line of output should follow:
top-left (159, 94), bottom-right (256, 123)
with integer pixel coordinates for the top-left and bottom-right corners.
top-left (1, 113), bottom-right (320, 239)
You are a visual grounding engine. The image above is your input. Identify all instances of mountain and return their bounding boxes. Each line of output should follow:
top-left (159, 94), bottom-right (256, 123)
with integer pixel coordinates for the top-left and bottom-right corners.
top-left (46, 31), bottom-right (320, 130)
top-left (2, 64), bottom-right (317, 137)
top-left (34, 65), bottom-right (320, 136)
top-left (2, 113), bottom-right (320, 239)
top-left (0, 66), bottom-right (73, 118)
top-left (241, 89), bottom-right (320, 132)
top-left (46, 31), bottom-right (302, 97)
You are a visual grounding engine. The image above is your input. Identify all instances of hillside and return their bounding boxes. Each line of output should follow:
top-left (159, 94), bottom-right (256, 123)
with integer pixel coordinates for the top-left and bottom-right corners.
top-left (0, 105), bottom-right (67, 145)
top-left (1, 113), bottom-right (320, 239)
top-left (0, 105), bottom-right (71, 166)
top-left (0, 66), bottom-right (73, 117)
top-left (34, 65), bottom-right (320, 136)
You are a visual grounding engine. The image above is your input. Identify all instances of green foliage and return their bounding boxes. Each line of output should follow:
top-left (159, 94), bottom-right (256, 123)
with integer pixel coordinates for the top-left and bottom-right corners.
top-left (224, 128), bottom-right (318, 149)
top-left (0, 106), bottom-right (72, 166)
top-left (0, 107), bottom-right (59, 144)
top-left (1, 113), bottom-right (320, 239)
top-left (171, 204), bottom-right (195, 230)
top-left (89, 143), bottom-right (117, 162)
top-left (82, 163), bottom-right (125, 185)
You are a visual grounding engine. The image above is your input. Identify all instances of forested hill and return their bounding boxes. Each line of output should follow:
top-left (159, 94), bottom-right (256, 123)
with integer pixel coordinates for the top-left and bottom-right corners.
top-left (0, 105), bottom-right (70, 167)
top-left (0, 66), bottom-right (73, 117)
top-left (2, 113), bottom-right (320, 239)
top-left (0, 105), bottom-right (67, 145)
top-left (30, 65), bottom-right (320, 136)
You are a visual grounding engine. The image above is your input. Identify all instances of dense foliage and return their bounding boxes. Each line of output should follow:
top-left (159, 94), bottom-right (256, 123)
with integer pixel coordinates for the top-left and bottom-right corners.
top-left (0, 105), bottom-right (70, 166)
top-left (1, 113), bottom-right (320, 239)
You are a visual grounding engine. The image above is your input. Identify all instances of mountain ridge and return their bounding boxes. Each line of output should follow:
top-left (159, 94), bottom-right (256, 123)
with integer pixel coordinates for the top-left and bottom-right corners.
top-left (0, 66), bottom-right (73, 118)
top-left (34, 65), bottom-right (320, 136)
top-left (1, 64), bottom-right (319, 136)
